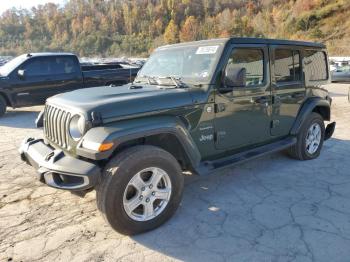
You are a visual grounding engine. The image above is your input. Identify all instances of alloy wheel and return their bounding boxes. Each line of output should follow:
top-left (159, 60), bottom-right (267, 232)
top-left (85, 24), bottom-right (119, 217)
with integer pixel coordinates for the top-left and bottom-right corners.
top-left (123, 167), bottom-right (172, 221)
top-left (305, 123), bottom-right (322, 155)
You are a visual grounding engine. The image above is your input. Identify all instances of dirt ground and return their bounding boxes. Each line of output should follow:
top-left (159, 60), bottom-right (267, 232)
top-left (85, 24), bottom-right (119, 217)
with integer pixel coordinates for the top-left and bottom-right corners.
top-left (0, 83), bottom-right (349, 262)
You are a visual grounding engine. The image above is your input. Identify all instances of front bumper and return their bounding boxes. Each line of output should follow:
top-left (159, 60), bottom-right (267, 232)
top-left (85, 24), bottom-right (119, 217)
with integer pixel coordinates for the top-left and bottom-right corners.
top-left (19, 138), bottom-right (101, 191)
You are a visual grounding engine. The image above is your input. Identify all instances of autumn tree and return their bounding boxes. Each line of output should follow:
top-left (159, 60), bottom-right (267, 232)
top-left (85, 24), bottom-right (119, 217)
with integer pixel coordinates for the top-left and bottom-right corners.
top-left (0, 0), bottom-right (348, 56)
top-left (180, 16), bottom-right (199, 42)
top-left (164, 19), bottom-right (179, 44)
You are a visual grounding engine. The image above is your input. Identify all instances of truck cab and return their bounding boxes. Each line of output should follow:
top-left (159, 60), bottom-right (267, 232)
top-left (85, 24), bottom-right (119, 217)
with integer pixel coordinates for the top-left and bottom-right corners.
top-left (20, 38), bottom-right (335, 235)
top-left (0, 53), bottom-right (139, 116)
top-left (0, 53), bottom-right (83, 107)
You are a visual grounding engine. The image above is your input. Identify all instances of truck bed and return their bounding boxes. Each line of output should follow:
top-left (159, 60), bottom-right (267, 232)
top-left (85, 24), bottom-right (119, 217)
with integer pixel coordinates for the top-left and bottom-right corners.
top-left (82, 66), bottom-right (140, 87)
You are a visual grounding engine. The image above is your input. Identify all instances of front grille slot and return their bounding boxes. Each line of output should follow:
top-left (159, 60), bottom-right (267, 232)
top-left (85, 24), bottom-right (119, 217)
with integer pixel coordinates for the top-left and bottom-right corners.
top-left (44, 104), bottom-right (71, 149)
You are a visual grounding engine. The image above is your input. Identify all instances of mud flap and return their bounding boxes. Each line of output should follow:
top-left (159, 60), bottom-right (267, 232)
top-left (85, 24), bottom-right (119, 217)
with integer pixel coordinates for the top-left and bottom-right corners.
top-left (325, 122), bottom-right (336, 141)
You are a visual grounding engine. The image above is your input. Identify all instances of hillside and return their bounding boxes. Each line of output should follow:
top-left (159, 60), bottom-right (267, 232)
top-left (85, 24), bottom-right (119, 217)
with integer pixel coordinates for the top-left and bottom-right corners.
top-left (0, 0), bottom-right (349, 57)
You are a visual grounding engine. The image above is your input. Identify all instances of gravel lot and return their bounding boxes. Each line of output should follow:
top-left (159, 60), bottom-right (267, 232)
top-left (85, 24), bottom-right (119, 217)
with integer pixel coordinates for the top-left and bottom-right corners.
top-left (0, 83), bottom-right (349, 262)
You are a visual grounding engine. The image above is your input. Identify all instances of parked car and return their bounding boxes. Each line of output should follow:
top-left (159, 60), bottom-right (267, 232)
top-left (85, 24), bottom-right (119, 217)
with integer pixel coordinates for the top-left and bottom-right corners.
top-left (20, 38), bottom-right (335, 235)
top-left (331, 66), bottom-right (350, 82)
top-left (0, 53), bottom-right (140, 116)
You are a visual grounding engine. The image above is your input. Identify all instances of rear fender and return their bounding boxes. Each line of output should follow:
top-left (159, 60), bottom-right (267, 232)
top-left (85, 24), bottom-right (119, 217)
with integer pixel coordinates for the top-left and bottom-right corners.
top-left (290, 97), bottom-right (331, 135)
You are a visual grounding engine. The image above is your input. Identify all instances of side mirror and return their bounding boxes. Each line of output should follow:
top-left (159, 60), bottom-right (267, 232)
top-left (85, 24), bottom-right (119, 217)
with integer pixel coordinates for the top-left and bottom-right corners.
top-left (221, 66), bottom-right (246, 93)
top-left (18, 69), bottom-right (26, 80)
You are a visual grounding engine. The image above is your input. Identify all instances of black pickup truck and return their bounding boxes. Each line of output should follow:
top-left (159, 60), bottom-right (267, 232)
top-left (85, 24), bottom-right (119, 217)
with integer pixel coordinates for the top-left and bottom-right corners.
top-left (0, 53), bottom-right (140, 116)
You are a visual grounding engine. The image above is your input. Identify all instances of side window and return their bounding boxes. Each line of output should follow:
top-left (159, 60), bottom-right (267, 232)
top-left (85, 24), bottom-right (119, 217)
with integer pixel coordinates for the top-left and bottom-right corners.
top-left (304, 50), bottom-right (328, 81)
top-left (23, 58), bottom-right (52, 76)
top-left (226, 48), bottom-right (264, 87)
top-left (274, 49), bottom-right (301, 83)
top-left (52, 57), bottom-right (78, 74)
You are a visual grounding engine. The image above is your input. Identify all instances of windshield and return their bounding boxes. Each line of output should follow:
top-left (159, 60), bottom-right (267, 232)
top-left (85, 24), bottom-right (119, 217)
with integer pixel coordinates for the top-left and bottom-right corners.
top-left (135, 44), bottom-right (224, 84)
top-left (0, 55), bottom-right (27, 76)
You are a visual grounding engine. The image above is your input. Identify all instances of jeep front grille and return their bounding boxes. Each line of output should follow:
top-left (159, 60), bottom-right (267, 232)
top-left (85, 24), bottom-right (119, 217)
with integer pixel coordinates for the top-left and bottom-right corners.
top-left (44, 104), bottom-right (72, 149)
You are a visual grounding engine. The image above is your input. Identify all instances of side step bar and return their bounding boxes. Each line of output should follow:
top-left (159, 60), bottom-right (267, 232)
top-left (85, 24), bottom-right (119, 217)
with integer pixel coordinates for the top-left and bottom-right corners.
top-left (195, 137), bottom-right (297, 176)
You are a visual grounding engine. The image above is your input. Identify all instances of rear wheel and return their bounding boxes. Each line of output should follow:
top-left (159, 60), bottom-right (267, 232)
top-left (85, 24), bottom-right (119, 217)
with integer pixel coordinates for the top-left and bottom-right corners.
top-left (0, 96), bottom-right (7, 117)
top-left (288, 112), bottom-right (325, 160)
top-left (96, 145), bottom-right (184, 235)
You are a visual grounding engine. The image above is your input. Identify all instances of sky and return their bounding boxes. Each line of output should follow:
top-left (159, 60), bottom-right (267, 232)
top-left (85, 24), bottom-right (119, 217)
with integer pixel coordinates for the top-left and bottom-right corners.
top-left (0, 0), bottom-right (67, 15)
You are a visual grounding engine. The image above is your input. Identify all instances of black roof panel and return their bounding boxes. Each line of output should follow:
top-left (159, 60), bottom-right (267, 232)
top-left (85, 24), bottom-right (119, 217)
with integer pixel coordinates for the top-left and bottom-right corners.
top-left (159, 37), bottom-right (325, 49)
top-left (228, 37), bottom-right (325, 48)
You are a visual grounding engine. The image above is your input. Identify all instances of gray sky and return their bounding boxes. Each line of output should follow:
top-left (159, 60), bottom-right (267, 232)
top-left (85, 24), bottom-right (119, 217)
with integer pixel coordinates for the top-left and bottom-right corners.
top-left (0, 0), bottom-right (66, 14)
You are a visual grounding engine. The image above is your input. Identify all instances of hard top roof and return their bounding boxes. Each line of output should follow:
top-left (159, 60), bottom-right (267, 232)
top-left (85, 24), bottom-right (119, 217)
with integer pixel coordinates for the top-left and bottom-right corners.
top-left (159, 37), bottom-right (325, 49)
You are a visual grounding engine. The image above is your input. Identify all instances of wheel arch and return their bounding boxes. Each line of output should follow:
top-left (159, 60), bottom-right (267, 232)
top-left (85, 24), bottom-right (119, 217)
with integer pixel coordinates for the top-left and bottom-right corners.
top-left (114, 133), bottom-right (195, 171)
top-left (290, 97), bottom-right (330, 136)
top-left (312, 105), bottom-right (330, 121)
top-left (0, 91), bottom-right (12, 107)
top-left (77, 116), bottom-right (201, 171)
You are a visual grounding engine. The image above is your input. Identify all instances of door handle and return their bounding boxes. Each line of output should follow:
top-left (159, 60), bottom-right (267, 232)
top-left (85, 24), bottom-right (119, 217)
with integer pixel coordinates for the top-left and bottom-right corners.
top-left (272, 95), bottom-right (281, 104)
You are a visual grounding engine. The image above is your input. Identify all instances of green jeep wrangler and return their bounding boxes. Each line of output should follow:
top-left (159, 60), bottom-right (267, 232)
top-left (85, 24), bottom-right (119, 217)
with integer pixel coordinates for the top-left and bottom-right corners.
top-left (20, 38), bottom-right (336, 235)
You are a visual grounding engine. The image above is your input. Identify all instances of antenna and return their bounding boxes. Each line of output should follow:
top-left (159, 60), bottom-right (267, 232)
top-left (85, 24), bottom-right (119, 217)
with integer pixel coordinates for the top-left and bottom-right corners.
top-left (129, 0), bottom-right (132, 83)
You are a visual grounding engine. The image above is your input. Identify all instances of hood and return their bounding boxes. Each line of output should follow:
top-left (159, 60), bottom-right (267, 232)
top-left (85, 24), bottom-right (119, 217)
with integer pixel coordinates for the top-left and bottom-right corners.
top-left (47, 84), bottom-right (194, 120)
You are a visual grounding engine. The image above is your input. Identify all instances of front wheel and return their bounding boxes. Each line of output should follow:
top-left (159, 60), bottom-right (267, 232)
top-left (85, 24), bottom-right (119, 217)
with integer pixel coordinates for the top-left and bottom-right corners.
top-left (96, 145), bottom-right (184, 235)
top-left (288, 112), bottom-right (325, 160)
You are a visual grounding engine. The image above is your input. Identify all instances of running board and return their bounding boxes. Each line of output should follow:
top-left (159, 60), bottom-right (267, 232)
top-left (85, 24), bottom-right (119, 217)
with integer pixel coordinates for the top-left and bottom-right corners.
top-left (195, 137), bottom-right (297, 176)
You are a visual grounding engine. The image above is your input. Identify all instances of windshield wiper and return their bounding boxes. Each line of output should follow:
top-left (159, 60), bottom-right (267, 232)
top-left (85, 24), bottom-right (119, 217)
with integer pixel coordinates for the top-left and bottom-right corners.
top-left (157, 76), bottom-right (188, 88)
top-left (134, 75), bottom-right (158, 85)
top-left (135, 75), bottom-right (188, 88)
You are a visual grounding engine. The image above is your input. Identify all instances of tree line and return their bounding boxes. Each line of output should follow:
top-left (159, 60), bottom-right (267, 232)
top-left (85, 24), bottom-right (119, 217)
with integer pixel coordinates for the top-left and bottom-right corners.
top-left (0, 0), bottom-right (349, 57)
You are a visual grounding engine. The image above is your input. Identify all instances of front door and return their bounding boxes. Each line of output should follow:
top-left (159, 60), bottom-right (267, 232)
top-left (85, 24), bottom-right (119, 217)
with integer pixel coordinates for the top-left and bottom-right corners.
top-left (12, 57), bottom-right (57, 106)
top-left (12, 56), bottom-right (82, 107)
top-left (270, 46), bottom-right (305, 137)
top-left (214, 45), bottom-right (272, 150)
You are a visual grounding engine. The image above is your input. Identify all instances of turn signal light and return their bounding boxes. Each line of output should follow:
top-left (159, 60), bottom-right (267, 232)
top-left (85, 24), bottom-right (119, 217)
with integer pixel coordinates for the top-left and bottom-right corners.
top-left (98, 142), bottom-right (114, 152)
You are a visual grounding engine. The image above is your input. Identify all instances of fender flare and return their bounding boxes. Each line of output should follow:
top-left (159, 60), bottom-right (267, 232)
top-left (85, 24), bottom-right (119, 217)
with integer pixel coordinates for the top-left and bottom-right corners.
top-left (290, 97), bottom-right (330, 135)
top-left (76, 116), bottom-right (201, 168)
top-left (0, 91), bottom-right (13, 107)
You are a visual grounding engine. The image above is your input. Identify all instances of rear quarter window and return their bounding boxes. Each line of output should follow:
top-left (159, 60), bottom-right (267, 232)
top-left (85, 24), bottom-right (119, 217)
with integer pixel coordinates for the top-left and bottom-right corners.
top-left (304, 50), bottom-right (328, 81)
top-left (53, 56), bottom-right (79, 74)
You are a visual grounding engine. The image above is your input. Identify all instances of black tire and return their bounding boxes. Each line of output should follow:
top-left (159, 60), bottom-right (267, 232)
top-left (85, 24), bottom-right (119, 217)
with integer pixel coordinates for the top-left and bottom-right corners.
top-left (288, 112), bottom-right (325, 160)
top-left (96, 145), bottom-right (184, 235)
top-left (0, 95), bottom-right (7, 117)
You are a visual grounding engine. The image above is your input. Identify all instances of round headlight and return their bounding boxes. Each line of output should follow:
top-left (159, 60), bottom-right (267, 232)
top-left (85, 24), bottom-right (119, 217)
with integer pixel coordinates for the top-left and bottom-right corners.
top-left (69, 115), bottom-right (86, 141)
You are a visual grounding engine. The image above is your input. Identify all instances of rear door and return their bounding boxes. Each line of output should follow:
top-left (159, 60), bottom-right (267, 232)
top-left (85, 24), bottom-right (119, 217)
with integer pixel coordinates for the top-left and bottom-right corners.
top-left (214, 44), bottom-right (272, 150)
top-left (47, 56), bottom-right (83, 96)
top-left (270, 46), bottom-right (305, 137)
